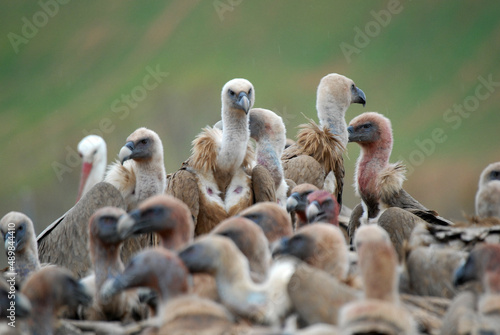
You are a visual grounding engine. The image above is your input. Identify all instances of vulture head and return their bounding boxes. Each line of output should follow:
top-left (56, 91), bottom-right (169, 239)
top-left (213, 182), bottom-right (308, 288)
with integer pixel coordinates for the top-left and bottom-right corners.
top-left (317, 73), bottom-right (366, 112)
top-left (249, 108), bottom-right (286, 148)
top-left (347, 112), bottom-right (393, 149)
top-left (88, 206), bottom-right (127, 249)
top-left (222, 78), bottom-right (255, 115)
top-left (0, 211), bottom-right (37, 258)
top-left (453, 243), bottom-right (500, 293)
top-left (119, 127), bottom-right (164, 165)
top-left (101, 248), bottom-right (189, 303)
top-left (77, 135), bottom-right (107, 201)
top-left (286, 183), bottom-right (319, 226)
top-left (305, 190), bottom-right (340, 226)
top-left (475, 162), bottom-right (500, 218)
top-left (117, 194), bottom-right (194, 250)
top-left (239, 202), bottom-right (293, 244)
top-left (179, 235), bottom-right (247, 277)
top-left (211, 216), bottom-right (271, 280)
top-left (22, 266), bottom-right (92, 324)
top-left (273, 223), bottom-right (349, 280)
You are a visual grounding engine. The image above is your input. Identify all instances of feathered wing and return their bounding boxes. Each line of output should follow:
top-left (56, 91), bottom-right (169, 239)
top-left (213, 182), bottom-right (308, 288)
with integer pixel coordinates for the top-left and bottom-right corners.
top-left (378, 162), bottom-right (453, 226)
top-left (252, 164), bottom-right (277, 204)
top-left (283, 120), bottom-right (345, 206)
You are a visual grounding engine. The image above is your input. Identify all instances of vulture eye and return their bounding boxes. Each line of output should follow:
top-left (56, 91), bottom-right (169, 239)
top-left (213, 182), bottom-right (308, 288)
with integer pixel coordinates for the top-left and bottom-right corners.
top-left (228, 89), bottom-right (235, 96)
top-left (248, 88), bottom-right (252, 96)
top-left (490, 170), bottom-right (500, 181)
top-left (351, 84), bottom-right (355, 90)
top-left (141, 139), bottom-right (149, 145)
top-left (18, 225), bottom-right (24, 231)
top-left (362, 123), bottom-right (372, 130)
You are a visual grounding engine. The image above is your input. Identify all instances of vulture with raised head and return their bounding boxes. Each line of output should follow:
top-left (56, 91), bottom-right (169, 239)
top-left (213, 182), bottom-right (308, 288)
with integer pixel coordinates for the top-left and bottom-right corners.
top-left (105, 127), bottom-right (166, 211)
top-left (347, 112), bottom-right (453, 251)
top-left (76, 134), bottom-right (107, 202)
top-left (286, 183), bottom-right (320, 230)
top-left (282, 73), bottom-right (366, 207)
top-left (167, 78), bottom-right (256, 235)
top-left (475, 161), bottom-right (500, 219)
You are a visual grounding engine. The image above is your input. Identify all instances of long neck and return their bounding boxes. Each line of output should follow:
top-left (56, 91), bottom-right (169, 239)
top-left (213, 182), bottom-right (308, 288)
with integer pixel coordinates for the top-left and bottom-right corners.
top-left (215, 252), bottom-right (262, 312)
top-left (91, 243), bottom-right (124, 292)
top-left (16, 249), bottom-right (41, 283)
top-left (135, 155), bottom-right (167, 200)
top-left (317, 99), bottom-right (348, 147)
top-left (256, 141), bottom-right (283, 189)
top-left (29, 305), bottom-right (55, 335)
top-left (356, 141), bottom-right (392, 199)
top-left (219, 108), bottom-right (249, 173)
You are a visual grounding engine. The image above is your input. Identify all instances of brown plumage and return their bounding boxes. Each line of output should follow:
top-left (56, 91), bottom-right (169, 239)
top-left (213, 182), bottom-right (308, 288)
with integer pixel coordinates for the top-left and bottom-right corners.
top-left (1, 212), bottom-right (41, 285)
top-left (0, 276), bottom-right (31, 318)
top-left (100, 248), bottom-right (248, 335)
top-left (273, 223), bottom-right (349, 281)
top-left (339, 229), bottom-right (417, 334)
top-left (348, 112), bottom-right (453, 228)
top-left (167, 78), bottom-right (256, 235)
top-left (286, 183), bottom-right (320, 230)
top-left (37, 182), bottom-right (151, 278)
top-left (442, 244), bottom-right (500, 334)
top-left (178, 234), bottom-right (295, 326)
top-left (249, 108), bottom-right (289, 207)
top-left (282, 73), bottom-right (366, 208)
top-left (211, 216), bottom-right (271, 282)
top-left (85, 206), bottom-right (146, 322)
top-left (21, 266), bottom-right (92, 335)
top-left (105, 127), bottom-right (166, 211)
top-left (238, 201), bottom-right (293, 245)
top-left (287, 261), bottom-right (358, 327)
top-left (475, 162), bottom-right (500, 219)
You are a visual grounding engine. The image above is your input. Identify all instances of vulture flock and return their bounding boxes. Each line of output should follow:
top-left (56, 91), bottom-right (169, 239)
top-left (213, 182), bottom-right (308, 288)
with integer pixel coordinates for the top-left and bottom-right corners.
top-left (1, 73), bottom-right (500, 335)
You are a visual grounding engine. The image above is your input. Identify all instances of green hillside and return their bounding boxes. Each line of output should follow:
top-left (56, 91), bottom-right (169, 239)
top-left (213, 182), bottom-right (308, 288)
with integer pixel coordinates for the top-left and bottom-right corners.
top-left (1, 0), bottom-right (500, 249)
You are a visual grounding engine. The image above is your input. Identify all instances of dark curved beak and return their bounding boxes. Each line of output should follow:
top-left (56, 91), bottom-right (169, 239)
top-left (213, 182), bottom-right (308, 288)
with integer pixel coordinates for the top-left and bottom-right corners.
top-left (353, 87), bottom-right (366, 107)
top-left (347, 126), bottom-right (356, 143)
top-left (236, 92), bottom-right (250, 113)
top-left (119, 141), bottom-right (135, 165)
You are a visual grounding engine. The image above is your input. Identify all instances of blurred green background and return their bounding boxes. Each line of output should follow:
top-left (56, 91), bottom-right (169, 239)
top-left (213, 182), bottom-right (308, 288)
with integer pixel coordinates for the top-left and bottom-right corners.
top-left (1, 1), bottom-right (499, 266)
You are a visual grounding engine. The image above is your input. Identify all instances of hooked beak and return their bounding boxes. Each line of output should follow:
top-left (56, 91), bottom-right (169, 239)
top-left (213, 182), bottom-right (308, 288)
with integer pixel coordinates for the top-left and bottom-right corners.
top-left (236, 92), bottom-right (250, 113)
top-left (117, 209), bottom-right (142, 239)
top-left (353, 87), bottom-right (366, 107)
top-left (306, 201), bottom-right (321, 222)
top-left (119, 141), bottom-right (135, 165)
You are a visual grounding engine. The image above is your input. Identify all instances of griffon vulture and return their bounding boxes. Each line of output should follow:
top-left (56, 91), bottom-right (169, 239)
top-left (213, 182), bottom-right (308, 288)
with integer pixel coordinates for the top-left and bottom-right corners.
top-left (282, 73), bottom-right (366, 208)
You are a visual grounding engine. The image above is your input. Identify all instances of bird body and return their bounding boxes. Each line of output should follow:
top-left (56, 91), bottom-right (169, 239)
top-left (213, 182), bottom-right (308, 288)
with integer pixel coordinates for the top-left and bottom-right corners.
top-left (167, 78), bottom-right (256, 235)
top-left (348, 112), bottom-right (453, 229)
top-left (283, 73), bottom-right (366, 207)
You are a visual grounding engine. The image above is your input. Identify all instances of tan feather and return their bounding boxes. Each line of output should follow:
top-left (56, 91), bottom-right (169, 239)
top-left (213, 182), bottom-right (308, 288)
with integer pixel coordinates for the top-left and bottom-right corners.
top-left (295, 120), bottom-right (345, 173)
top-left (104, 160), bottom-right (136, 197)
top-left (377, 162), bottom-right (406, 200)
top-left (190, 127), bottom-right (221, 173)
